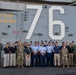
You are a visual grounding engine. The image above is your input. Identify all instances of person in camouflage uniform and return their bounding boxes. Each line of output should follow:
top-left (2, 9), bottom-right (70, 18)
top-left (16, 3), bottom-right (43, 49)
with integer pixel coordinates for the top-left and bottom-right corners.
top-left (61, 45), bottom-right (69, 68)
top-left (16, 43), bottom-right (25, 68)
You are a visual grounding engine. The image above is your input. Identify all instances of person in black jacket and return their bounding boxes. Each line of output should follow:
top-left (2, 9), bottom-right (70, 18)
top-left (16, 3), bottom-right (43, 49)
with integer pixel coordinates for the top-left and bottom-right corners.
top-left (25, 44), bottom-right (31, 66)
top-left (3, 43), bottom-right (10, 68)
top-left (10, 43), bottom-right (17, 67)
top-left (68, 43), bottom-right (74, 66)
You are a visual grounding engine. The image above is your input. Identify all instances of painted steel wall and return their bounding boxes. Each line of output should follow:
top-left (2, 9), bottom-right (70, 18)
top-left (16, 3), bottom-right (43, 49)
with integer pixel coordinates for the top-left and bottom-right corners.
top-left (0, 5), bottom-right (76, 44)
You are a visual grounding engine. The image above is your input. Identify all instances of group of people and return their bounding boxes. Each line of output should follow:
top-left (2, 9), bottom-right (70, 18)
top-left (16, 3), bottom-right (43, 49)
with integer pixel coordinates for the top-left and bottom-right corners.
top-left (1, 40), bottom-right (76, 68)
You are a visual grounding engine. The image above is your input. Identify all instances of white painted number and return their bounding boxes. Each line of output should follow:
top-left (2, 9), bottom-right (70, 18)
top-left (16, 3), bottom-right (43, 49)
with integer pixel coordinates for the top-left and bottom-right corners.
top-left (26, 5), bottom-right (65, 40)
top-left (26, 5), bottom-right (42, 39)
top-left (49, 6), bottom-right (65, 40)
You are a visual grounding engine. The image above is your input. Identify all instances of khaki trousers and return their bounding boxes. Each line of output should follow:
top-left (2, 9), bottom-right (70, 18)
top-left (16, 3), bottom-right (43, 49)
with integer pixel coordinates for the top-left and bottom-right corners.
top-left (3, 54), bottom-right (9, 67)
top-left (10, 53), bottom-right (16, 66)
top-left (54, 54), bottom-right (60, 66)
top-left (69, 53), bottom-right (74, 65)
top-left (25, 54), bottom-right (31, 66)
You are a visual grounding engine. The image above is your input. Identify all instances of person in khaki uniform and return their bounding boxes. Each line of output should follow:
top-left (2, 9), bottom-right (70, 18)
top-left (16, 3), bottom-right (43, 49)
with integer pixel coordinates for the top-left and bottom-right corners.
top-left (25, 44), bottom-right (31, 66)
top-left (61, 45), bottom-right (69, 68)
top-left (16, 43), bottom-right (25, 68)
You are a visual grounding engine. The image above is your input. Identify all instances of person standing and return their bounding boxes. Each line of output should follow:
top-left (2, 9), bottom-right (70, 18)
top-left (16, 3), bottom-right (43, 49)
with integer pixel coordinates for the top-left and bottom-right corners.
top-left (46, 41), bottom-right (53, 66)
top-left (71, 41), bottom-right (76, 65)
top-left (0, 42), bottom-right (3, 67)
top-left (68, 43), bottom-right (74, 66)
top-left (31, 41), bottom-right (39, 67)
top-left (10, 43), bottom-right (17, 67)
top-left (61, 45), bottom-right (69, 68)
top-left (25, 44), bottom-right (31, 67)
top-left (3, 43), bottom-right (10, 68)
top-left (54, 42), bottom-right (60, 67)
top-left (39, 43), bottom-right (47, 67)
top-left (16, 43), bottom-right (25, 68)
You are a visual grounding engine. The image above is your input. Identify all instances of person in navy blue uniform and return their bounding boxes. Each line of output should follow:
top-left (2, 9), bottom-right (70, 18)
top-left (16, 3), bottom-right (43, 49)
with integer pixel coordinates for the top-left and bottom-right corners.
top-left (31, 41), bottom-right (39, 67)
top-left (54, 42), bottom-right (60, 67)
top-left (46, 41), bottom-right (53, 66)
top-left (39, 43), bottom-right (47, 67)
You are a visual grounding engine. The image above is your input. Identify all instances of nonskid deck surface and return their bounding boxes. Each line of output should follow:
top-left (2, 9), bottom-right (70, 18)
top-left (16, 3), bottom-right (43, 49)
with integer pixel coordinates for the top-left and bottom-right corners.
top-left (0, 67), bottom-right (76, 75)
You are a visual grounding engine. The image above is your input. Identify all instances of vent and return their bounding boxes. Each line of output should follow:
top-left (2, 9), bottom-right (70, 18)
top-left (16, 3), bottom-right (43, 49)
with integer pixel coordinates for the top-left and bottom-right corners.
top-left (33, 33), bottom-right (43, 36)
top-left (24, 11), bottom-right (28, 21)
top-left (23, 30), bottom-right (28, 33)
top-left (68, 34), bottom-right (73, 36)
top-left (65, 27), bottom-right (69, 29)
top-left (38, 33), bottom-right (43, 36)
top-left (8, 25), bottom-right (11, 28)
top-left (54, 32), bottom-right (60, 35)
top-left (2, 32), bottom-right (8, 35)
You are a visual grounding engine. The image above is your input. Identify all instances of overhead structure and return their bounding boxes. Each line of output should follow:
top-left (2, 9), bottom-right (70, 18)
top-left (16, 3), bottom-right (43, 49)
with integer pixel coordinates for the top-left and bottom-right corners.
top-left (1, 0), bottom-right (76, 6)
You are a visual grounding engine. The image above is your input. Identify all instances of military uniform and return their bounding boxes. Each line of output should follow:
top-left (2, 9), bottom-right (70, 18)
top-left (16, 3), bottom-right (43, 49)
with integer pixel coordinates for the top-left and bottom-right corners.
top-left (46, 45), bottom-right (53, 66)
top-left (17, 46), bottom-right (24, 67)
top-left (31, 46), bottom-right (39, 66)
top-left (39, 46), bottom-right (46, 67)
top-left (61, 47), bottom-right (69, 68)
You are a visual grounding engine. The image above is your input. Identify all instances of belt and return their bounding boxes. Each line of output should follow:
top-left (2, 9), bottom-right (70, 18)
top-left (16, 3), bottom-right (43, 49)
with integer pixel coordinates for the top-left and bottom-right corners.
top-left (47, 52), bottom-right (52, 53)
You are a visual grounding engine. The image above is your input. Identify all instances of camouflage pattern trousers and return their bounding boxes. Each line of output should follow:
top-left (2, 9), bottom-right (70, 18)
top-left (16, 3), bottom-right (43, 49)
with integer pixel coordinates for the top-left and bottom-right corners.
top-left (17, 53), bottom-right (24, 66)
top-left (62, 55), bottom-right (69, 66)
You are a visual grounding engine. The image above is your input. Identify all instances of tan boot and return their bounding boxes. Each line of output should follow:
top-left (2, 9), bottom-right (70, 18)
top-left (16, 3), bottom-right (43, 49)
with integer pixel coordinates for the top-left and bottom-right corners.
top-left (18, 65), bottom-right (20, 68)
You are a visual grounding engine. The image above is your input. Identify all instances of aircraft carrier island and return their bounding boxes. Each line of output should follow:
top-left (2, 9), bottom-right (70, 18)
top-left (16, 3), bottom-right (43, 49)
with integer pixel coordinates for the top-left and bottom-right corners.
top-left (0, 0), bottom-right (76, 75)
top-left (0, 0), bottom-right (76, 45)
